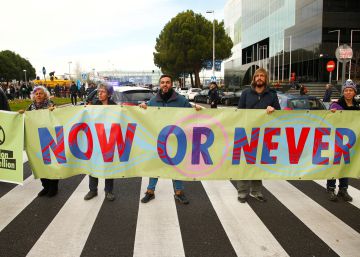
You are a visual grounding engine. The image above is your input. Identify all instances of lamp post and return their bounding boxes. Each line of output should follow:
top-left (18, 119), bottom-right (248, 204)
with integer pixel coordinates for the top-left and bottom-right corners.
top-left (23, 69), bottom-right (27, 86)
top-left (349, 29), bottom-right (360, 79)
top-left (206, 10), bottom-right (215, 77)
top-left (68, 61), bottom-right (72, 80)
top-left (328, 30), bottom-right (340, 82)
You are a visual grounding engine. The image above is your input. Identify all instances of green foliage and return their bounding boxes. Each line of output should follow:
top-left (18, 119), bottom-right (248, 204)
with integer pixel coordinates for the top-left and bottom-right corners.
top-left (0, 50), bottom-right (36, 82)
top-left (154, 10), bottom-right (233, 87)
top-left (9, 97), bottom-right (72, 111)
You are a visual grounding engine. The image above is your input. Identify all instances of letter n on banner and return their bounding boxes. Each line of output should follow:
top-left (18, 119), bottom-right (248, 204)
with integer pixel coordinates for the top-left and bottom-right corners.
top-left (38, 126), bottom-right (67, 164)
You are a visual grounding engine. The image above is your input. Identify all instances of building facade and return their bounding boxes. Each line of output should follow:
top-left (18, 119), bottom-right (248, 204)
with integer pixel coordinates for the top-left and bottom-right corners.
top-left (224, 0), bottom-right (360, 88)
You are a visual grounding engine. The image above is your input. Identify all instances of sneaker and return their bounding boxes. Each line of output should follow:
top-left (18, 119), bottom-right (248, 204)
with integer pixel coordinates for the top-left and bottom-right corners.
top-left (337, 188), bottom-right (353, 202)
top-left (249, 193), bottom-right (267, 202)
top-left (141, 191), bottom-right (155, 203)
top-left (174, 192), bottom-right (189, 204)
top-left (327, 188), bottom-right (338, 202)
top-left (105, 192), bottom-right (115, 201)
top-left (237, 196), bottom-right (247, 203)
top-left (84, 190), bottom-right (98, 200)
top-left (37, 188), bottom-right (49, 197)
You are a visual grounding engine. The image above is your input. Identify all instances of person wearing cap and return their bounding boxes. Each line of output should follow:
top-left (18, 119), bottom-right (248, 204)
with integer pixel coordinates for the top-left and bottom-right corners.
top-left (84, 83), bottom-right (116, 201)
top-left (236, 68), bottom-right (280, 203)
top-left (19, 86), bottom-right (58, 197)
top-left (327, 79), bottom-right (358, 202)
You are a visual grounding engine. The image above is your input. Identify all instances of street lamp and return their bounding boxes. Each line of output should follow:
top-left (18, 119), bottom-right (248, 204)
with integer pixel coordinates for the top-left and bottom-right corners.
top-left (328, 30), bottom-right (340, 82)
top-left (23, 69), bottom-right (27, 86)
top-left (349, 29), bottom-right (360, 79)
top-left (68, 61), bottom-right (72, 80)
top-left (206, 10), bottom-right (215, 77)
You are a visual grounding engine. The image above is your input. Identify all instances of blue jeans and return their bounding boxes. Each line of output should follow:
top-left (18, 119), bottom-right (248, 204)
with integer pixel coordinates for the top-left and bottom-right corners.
top-left (147, 178), bottom-right (184, 191)
top-left (327, 178), bottom-right (348, 189)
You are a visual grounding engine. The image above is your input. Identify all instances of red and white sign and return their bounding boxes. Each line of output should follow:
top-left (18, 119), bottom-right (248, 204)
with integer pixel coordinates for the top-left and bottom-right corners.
top-left (326, 61), bottom-right (336, 72)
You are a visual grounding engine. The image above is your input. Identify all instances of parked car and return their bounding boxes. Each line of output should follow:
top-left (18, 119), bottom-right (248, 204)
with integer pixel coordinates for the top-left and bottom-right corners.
top-left (176, 88), bottom-right (189, 97)
top-left (354, 94), bottom-right (360, 103)
top-left (186, 88), bottom-right (202, 101)
top-left (277, 93), bottom-right (326, 110)
top-left (220, 90), bottom-right (242, 106)
top-left (193, 89), bottom-right (210, 103)
top-left (84, 86), bottom-right (154, 106)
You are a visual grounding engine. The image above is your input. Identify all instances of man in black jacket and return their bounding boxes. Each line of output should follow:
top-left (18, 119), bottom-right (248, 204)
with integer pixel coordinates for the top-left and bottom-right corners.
top-left (70, 81), bottom-right (78, 105)
top-left (237, 68), bottom-right (280, 203)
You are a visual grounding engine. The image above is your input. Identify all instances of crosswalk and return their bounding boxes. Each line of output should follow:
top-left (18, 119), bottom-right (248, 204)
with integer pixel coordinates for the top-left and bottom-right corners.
top-left (0, 157), bottom-right (359, 257)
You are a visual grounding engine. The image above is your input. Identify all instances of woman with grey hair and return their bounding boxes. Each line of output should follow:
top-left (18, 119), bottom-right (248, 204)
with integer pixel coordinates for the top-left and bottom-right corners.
top-left (20, 86), bottom-right (59, 197)
top-left (84, 83), bottom-right (116, 201)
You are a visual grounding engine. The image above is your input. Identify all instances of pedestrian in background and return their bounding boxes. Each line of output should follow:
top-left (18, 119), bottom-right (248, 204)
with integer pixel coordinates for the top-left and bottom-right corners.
top-left (0, 87), bottom-right (10, 111)
top-left (139, 74), bottom-right (201, 205)
top-left (84, 84), bottom-right (116, 201)
top-left (237, 68), bottom-right (280, 203)
top-left (208, 81), bottom-right (219, 108)
top-left (327, 79), bottom-right (358, 202)
top-left (300, 84), bottom-right (308, 95)
top-left (70, 81), bottom-right (78, 105)
top-left (323, 84), bottom-right (332, 102)
top-left (19, 86), bottom-right (58, 197)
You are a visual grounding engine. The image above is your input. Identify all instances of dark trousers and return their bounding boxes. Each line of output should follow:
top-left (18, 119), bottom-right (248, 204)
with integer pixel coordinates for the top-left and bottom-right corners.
top-left (40, 178), bottom-right (59, 192)
top-left (327, 178), bottom-right (349, 189)
top-left (71, 94), bottom-right (77, 105)
top-left (89, 176), bottom-right (114, 193)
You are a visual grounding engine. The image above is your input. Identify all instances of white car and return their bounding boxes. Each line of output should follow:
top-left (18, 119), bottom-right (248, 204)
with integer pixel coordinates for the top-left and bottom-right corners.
top-left (355, 94), bottom-right (360, 103)
top-left (186, 88), bottom-right (202, 101)
top-left (176, 88), bottom-right (189, 97)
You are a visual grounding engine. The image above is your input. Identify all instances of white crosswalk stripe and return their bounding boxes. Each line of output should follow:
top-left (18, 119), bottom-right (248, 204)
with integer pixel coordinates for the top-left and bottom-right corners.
top-left (134, 179), bottom-right (185, 257)
top-left (263, 180), bottom-right (360, 257)
top-left (202, 180), bottom-right (289, 257)
top-left (27, 178), bottom-right (105, 257)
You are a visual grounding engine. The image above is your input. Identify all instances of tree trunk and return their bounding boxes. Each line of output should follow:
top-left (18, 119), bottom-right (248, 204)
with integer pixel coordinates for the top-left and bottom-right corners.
top-left (190, 73), bottom-right (194, 87)
top-left (194, 68), bottom-right (201, 88)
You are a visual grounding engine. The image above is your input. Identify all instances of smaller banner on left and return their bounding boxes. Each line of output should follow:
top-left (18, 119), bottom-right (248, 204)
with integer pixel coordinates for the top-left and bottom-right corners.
top-left (0, 111), bottom-right (24, 184)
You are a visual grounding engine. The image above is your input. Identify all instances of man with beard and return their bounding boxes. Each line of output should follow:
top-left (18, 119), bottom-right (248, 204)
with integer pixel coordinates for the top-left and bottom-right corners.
top-left (139, 74), bottom-right (201, 205)
top-left (237, 68), bottom-right (280, 203)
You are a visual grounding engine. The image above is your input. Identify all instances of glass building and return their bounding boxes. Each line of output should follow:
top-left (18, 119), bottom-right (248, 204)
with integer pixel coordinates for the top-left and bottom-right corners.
top-left (224, 0), bottom-right (360, 88)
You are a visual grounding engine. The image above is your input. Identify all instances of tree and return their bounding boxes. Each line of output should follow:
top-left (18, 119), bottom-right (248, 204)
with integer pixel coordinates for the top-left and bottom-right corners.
top-left (154, 10), bottom-right (233, 87)
top-left (0, 50), bottom-right (36, 82)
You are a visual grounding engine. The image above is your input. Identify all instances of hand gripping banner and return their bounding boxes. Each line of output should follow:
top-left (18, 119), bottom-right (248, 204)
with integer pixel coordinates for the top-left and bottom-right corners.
top-left (24, 106), bottom-right (360, 180)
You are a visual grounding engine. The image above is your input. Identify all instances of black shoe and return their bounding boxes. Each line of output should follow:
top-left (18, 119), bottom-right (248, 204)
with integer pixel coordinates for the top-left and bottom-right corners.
top-left (141, 192), bottom-right (155, 203)
top-left (327, 189), bottom-right (338, 202)
top-left (337, 188), bottom-right (352, 202)
top-left (38, 188), bottom-right (49, 197)
top-left (250, 193), bottom-right (267, 202)
top-left (105, 192), bottom-right (115, 201)
top-left (47, 189), bottom-right (58, 197)
top-left (174, 193), bottom-right (189, 204)
top-left (84, 191), bottom-right (98, 200)
top-left (237, 196), bottom-right (247, 203)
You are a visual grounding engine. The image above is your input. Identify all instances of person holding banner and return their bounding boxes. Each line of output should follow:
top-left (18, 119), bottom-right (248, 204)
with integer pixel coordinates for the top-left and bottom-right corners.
top-left (327, 79), bottom-right (358, 202)
top-left (84, 84), bottom-right (116, 201)
top-left (20, 86), bottom-right (58, 197)
top-left (237, 68), bottom-right (280, 203)
top-left (139, 74), bottom-right (201, 205)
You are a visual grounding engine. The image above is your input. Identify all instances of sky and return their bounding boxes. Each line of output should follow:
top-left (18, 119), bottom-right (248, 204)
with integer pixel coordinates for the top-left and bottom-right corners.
top-left (1, 0), bottom-right (226, 77)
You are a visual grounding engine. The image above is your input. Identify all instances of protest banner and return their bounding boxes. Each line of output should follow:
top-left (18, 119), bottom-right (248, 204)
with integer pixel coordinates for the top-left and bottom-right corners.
top-left (0, 111), bottom-right (23, 184)
top-left (24, 106), bottom-right (360, 180)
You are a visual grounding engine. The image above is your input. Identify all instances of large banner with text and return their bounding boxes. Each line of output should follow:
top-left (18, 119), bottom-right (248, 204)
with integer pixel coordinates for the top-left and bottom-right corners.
top-left (0, 111), bottom-right (23, 184)
top-left (24, 106), bottom-right (360, 180)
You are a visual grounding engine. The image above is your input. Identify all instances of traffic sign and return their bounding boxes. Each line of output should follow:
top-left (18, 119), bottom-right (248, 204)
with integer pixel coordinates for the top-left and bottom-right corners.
top-left (211, 76), bottom-right (216, 82)
top-left (335, 44), bottom-right (353, 63)
top-left (81, 73), bottom-right (88, 80)
top-left (326, 61), bottom-right (335, 72)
